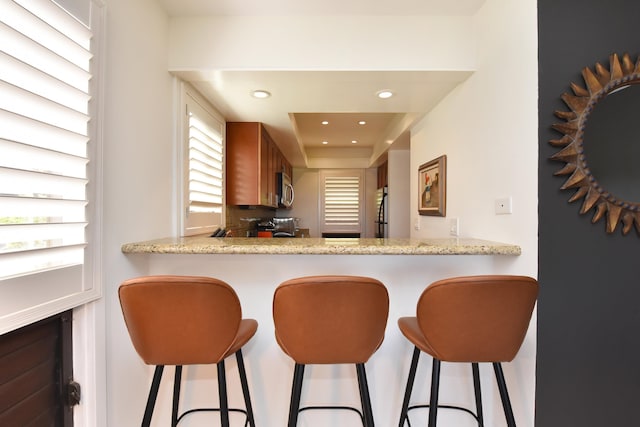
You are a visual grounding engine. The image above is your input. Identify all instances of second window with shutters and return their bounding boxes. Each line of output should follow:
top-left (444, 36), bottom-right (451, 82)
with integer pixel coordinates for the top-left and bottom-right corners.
top-left (319, 169), bottom-right (364, 237)
top-left (180, 85), bottom-right (225, 236)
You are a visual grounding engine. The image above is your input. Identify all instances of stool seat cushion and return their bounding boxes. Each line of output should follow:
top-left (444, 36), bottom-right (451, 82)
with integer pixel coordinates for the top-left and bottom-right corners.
top-left (402, 275), bottom-right (538, 363)
top-left (119, 275), bottom-right (256, 366)
top-left (224, 319), bottom-right (258, 359)
top-left (398, 316), bottom-right (438, 358)
top-left (273, 275), bottom-right (389, 365)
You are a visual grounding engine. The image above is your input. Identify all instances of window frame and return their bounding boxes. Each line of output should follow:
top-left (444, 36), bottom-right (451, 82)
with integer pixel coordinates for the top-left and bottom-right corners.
top-left (0, 0), bottom-right (104, 335)
top-left (178, 83), bottom-right (226, 237)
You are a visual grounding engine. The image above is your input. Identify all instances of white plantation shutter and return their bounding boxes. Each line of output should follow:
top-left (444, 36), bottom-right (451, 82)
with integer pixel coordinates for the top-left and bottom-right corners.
top-left (324, 176), bottom-right (360, 226)
top-left (0, 0), bottom-right (103, 333)
top-left (320, 170), bottom-right (364, 235)
top-left (188, 112), bottom-right (223, 213)
top-left (183, 90), bottom-right (224, 236)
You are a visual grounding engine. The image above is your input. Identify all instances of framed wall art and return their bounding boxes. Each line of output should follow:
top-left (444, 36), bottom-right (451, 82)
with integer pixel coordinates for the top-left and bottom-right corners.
top-left (418, 155), bottom-right (446, 216)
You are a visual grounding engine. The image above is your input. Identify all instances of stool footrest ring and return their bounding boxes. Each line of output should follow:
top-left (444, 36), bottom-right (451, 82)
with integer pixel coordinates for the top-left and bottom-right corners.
top-left (177, 408), bottom-right (251, 427)
top-left (405, 404), bottom-right (483, 426)
top-left (298, 405), bottom-right (366, 425)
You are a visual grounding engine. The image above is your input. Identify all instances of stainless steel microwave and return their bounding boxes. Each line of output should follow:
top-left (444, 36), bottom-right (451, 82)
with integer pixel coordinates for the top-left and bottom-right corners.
top-left (277, 172), bottom-right (295, 208)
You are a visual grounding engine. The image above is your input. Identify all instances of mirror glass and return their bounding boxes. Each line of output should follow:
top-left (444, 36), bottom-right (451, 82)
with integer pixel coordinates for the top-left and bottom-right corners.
top-left (582, 83), bottom-right (640, 202)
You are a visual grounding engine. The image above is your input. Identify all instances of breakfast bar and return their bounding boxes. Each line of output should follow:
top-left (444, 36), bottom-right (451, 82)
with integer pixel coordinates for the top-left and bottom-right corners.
top-left (121, 237), bottom-right (531, 427)
top-left (121, 236), bottom-right (521, 255)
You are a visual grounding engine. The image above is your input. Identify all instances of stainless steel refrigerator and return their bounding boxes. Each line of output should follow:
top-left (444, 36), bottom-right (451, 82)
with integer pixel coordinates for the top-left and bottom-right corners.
top-left (374, 186), bottom-right (388, 238)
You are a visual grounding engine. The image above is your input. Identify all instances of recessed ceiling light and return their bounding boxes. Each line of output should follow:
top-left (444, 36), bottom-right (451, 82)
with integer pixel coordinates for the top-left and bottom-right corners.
top-left (351, 140), bottom-right (358, 144)
top-left (251, 90), bottom-right (271, 99)
top-left (358, 121), bottom-right (366, 125)
top-left (322, 121), bottom-right (329, 125)
top-left (376, 90), bottom-right (394, 99)
top-left (322, 141), bottom-right (328, 145)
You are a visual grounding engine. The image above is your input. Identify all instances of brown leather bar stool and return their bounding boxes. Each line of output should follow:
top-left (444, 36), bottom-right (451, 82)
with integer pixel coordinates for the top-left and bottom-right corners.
top-left (272, 275), bottom-right (389, 426)
top-left (397, 275), bottom-right (538, 427)
top-left (118, 275), bottom-right (258, 427)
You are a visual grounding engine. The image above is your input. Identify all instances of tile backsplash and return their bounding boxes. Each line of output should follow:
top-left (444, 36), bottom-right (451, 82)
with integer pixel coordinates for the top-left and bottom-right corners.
top-left (225, 205), bottom-right (276, 237)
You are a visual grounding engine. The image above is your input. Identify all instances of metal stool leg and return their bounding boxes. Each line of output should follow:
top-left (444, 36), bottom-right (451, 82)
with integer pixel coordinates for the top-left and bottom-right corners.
top-left (428, 359), bottom-right (441, 427)
top-left (493, 363), bottom-right (516, 427)
top-left (398, 346), bottom-right (420, 426)
top-left (142, 365), bottom-right (164, 427)
top-left (171, 366), bottom-right (182, 427)
top-left (288, 363), bottom-right (305, 426)
top-left (235, 349), bottom-right (256, 427)
top-left (471, 363), bottom-right (484, 427)
top-left (217, 360), bottom-right (230, 427)
top-left (356, 363), bottom-right (375, 427)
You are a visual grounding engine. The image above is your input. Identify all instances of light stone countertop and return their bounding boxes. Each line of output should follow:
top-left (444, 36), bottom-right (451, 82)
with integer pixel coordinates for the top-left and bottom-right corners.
top-left (121, 236), bottom-right (521, 256)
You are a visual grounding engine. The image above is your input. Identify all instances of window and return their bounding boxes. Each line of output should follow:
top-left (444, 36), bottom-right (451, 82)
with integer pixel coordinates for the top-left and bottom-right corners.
top-left (180, 85), bottom-right (224, 236)
top-left (0, 0), bottom-right (103, 333)
top-left (319, 169), bottom-right (364, 236)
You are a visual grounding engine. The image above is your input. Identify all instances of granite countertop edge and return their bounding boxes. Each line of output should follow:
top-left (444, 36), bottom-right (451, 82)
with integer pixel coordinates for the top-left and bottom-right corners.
top-left (121, 236), bottom-right (521, 256)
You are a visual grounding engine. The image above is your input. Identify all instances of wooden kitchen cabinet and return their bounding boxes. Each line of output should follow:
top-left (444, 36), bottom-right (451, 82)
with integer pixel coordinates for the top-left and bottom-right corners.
top-left (377, 160), bottom-right (388, 189)
top-left (226, 122), bottom-right (289, 207)
top-left (278, 151), bottom-right (292, 179)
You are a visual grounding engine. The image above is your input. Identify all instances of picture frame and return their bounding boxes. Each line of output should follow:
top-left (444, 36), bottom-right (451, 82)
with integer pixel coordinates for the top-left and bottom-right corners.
top-left (418, 155), bottom-right (447, 216)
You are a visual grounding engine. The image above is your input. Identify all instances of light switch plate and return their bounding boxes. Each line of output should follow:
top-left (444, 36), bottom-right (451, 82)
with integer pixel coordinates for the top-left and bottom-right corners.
top-left (495, 197), bottom-right (513, 214)
top-left (449, 218), bottom-right (459, 236)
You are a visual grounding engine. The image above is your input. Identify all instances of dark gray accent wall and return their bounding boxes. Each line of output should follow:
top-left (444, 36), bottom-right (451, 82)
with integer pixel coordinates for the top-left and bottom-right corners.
top-left (537, 1), bottom-right (640, 425)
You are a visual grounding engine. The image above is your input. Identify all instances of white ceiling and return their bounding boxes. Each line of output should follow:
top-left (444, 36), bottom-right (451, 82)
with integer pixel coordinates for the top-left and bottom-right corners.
top-left (161, 1), bottom-right (483, 168)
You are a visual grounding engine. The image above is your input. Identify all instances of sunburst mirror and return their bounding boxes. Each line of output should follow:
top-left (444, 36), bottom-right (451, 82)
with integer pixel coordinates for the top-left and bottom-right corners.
top-left (550, 52), bottom-right (640, 235)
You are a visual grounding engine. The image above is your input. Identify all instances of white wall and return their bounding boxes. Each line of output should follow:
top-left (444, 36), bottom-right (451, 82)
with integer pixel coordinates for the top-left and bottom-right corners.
top-left (288, 168), bottom-right (319, 236)
top-left (410, 0), bottom-right (538, 424)
top-left (89, 0), bottom-right (538, 426)
top-left (388, 148), bottom-right (411, 238)
top-left (410, 0), bottom-right (538, 258)
top-left (168, 15), bottom-right (477, 71)
top-left (96, 0), bottom-right (175, 426)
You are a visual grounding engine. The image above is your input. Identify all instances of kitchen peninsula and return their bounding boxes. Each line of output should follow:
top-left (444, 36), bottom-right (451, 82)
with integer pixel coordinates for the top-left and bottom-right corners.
top-left (120, 236), bottom-right (528, 427)
top-left (122, 235), bottom-right (520, 255)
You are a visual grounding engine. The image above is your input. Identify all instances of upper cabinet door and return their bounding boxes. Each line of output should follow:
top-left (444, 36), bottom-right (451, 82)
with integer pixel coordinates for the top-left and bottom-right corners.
top-left (226, 122), bottom-right (261, 206)
top-left (226, 122), bottom-right (289, 208)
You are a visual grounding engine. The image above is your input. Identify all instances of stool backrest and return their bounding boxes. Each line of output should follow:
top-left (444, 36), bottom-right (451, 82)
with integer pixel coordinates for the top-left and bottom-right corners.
top-left (119, 275), bottom-right (242, 366)
top-left (417, 275), bottom-right (538, 362)
top-left (273, 275), bottom-right (389, 364)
